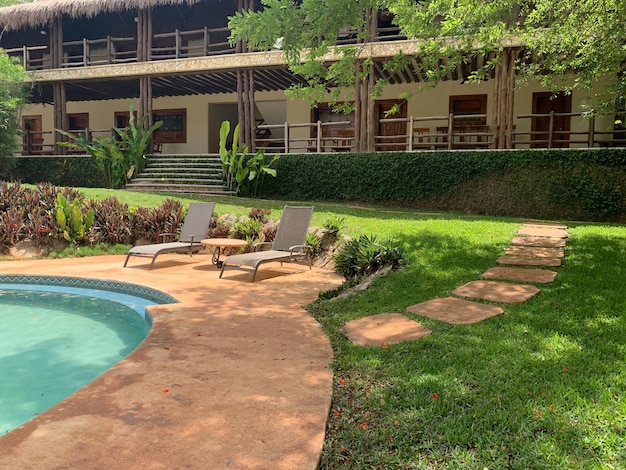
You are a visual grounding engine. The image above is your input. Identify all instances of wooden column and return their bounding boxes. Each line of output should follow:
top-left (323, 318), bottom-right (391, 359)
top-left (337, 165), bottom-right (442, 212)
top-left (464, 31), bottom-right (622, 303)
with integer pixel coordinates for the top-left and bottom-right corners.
top-left (137, 8), bottom-right (154, 135)
top-left (235, 0), bottom-right (256, 150)
top-left (359, 7), bottom-right (377, 152)
top-left (492, 47), bottom-right (517, 149)
top-left (50, 15), bottom-right (67, 155)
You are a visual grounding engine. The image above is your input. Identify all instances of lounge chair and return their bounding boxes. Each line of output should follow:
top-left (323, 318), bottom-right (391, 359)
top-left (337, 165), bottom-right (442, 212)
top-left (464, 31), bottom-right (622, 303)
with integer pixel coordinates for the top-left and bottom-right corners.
top-left (219, 206), bottom-right (313, 282)
top-left (123, 202), bottom-right (215, 269)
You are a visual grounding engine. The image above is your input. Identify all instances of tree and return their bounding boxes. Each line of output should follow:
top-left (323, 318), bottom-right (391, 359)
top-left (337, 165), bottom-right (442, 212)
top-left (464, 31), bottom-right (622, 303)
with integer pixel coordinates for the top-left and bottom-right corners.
top-left (229, 0), bottom-right (626, 114)
top-left (0, 50), bottom-right (28, 170)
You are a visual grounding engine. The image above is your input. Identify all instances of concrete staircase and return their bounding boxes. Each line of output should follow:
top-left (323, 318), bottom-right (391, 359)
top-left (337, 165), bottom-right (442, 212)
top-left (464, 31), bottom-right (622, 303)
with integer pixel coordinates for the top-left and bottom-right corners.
top-left (125, 154), bottom-right (234, 196)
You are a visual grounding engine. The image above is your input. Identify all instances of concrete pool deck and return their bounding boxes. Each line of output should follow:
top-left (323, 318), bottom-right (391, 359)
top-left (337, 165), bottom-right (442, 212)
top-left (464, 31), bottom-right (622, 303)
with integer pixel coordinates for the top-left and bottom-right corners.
top-left (0, 254), bottom-right (344, 469)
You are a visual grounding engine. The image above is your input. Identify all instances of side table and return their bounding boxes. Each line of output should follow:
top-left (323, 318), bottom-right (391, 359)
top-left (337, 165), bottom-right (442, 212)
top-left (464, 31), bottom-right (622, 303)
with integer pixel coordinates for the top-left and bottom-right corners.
top-left (201, 238), bottom-right (247, 268)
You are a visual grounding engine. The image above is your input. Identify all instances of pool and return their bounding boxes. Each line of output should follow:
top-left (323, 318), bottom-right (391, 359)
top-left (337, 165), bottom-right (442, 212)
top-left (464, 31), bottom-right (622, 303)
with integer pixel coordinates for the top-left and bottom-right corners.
top-left (0, 276), bottom-right (176, 436)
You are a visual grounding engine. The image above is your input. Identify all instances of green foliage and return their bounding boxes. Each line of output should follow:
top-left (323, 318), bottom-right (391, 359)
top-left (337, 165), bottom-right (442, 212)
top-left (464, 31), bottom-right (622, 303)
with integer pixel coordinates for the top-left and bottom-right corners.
top-left (218, 120), bottom-right (279, 196)
top-left (322, 215), bottom-right (346, 236)
top-left (231, 217), bottom-right (263, 240)
top-left (0, 51), bottom-right (28, 168)
top-left (231, 1), bottom-right (625, 112)
top-left (55, 193), bottom-right (95, 245)
top-left (333, 234), bottom-right (404, 281)
top-left (248, 207), bottom-right (271, 223)
top-left (304, 231), bottom-right (321, 257)
top-left (57, 104), bottom-right (162, 189)
top-left (8, 156), bottom-right (105, 187)
top-left (259, 148), bottom-right (626, 222)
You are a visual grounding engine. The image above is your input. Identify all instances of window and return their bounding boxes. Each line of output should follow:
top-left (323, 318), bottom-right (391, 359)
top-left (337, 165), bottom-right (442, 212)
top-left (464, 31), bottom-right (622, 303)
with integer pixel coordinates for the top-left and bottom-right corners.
top-left (68, 113), bottom-right (89, 132)
top-left (449, 95), bottom-right (487, 125)
top-left (153, 109), bottom-right (187, 143)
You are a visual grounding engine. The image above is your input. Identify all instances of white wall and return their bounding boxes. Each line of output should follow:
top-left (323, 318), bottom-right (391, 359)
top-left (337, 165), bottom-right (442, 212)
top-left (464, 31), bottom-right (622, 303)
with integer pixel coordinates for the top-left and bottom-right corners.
top-left (17, 74), bottom-right (618, 154)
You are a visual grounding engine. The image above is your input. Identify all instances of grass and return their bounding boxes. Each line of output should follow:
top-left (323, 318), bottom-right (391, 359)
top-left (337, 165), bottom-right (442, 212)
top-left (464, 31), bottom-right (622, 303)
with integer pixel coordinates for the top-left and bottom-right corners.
top-left (12, 187), bottom-right (626, 467)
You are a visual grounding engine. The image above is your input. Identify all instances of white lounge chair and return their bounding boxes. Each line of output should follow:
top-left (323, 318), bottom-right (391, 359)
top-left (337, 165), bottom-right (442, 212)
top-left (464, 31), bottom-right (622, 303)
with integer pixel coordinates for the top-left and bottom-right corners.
top-left (123, 202), bottom-right (215, 269)
top-left (219, 206), bottom-right (313, 282)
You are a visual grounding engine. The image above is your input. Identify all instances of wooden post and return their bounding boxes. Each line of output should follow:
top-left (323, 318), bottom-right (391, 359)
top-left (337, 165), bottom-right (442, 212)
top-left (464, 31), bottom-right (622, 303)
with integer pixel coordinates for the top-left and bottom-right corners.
top-left (492, 47), bottom-right (517, 149)
top-left (50, 15), bottom-right (67, 154)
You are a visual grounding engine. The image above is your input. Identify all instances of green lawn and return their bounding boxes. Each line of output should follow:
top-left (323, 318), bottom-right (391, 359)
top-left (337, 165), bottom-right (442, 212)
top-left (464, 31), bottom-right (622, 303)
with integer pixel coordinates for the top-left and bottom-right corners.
top-left (47, 189), bottom-right (626, 467)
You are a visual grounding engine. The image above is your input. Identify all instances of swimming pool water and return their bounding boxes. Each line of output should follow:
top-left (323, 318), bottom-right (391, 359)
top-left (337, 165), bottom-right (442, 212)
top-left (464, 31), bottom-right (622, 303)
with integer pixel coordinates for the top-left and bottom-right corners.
top-left (0, 288), bottom-right (152, 436)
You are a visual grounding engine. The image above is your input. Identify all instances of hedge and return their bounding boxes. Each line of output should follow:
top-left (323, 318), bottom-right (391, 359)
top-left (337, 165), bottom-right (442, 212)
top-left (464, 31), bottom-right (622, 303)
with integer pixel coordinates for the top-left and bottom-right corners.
top-left (259, 148), bottom-right (626, 223)
top-left (3, 156), bottom-right (106, 188)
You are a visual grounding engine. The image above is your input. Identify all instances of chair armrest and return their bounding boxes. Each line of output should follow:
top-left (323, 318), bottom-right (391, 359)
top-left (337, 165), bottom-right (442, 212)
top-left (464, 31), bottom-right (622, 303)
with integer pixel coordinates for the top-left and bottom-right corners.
top-left (159, 232), bottom-right (176, 242)
top-left (288, 245), bottom-right (306, 255)
top-left (254, 241), bottom-right (273, 252)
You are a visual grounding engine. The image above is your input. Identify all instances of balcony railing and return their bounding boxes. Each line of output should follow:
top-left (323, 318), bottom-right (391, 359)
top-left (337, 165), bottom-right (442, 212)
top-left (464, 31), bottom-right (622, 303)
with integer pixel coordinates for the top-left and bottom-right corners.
top-left (5, 25), bottom-right (404, 70)
top-left (255, 112), bottom-right (626, 153)
top-left (17, 112), bottom-right (626, 156)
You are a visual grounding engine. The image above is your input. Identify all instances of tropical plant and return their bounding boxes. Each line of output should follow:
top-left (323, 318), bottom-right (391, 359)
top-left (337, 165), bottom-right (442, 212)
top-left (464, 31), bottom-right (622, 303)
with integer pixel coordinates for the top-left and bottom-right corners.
top-left (231, 217), bottom-right (263, 240)
top-left (55, 193), bottom-right (95, 245)
top-left (322, 215), bottom-right (346, 237)
top-left (0, 51), bottom-right (28, 173)
top-left (333, 234), bottom-right (404, 280)
top-left (57, 104), bottom-right (162, 189)
top-left (248, 207), bottom-right (271, 223)
top-left (304, 231), bottom-right (321, 257)
top-left (219, 120), bottom-right (279, 197)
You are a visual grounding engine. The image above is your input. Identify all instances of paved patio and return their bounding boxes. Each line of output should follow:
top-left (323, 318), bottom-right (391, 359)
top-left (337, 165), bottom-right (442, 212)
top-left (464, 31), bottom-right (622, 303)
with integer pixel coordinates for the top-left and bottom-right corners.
top-left (0, 254), bottom-right (343, 469)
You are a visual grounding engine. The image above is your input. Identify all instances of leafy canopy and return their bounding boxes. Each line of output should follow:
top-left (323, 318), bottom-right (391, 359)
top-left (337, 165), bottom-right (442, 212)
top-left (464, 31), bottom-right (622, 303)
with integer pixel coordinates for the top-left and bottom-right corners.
top-left (230, 0), bottom-right (626, 112)
top-left (0, 51), bottom-right (28, 167)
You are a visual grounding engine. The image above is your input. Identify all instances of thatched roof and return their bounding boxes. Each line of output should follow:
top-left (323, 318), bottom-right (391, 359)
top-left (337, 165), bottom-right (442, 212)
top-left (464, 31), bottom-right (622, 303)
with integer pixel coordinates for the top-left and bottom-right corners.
top-left (0, 0), bottom-right (205, 30)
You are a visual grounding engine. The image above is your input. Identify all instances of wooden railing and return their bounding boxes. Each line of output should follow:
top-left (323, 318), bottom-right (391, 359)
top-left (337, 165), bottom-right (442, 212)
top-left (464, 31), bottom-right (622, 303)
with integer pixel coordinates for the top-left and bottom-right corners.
top-left (17, 112), bottom-right (626, 155)
top-left (4, 24), bottom-right (404, 70)
top-left (255, 112), bottom-right (626, 153)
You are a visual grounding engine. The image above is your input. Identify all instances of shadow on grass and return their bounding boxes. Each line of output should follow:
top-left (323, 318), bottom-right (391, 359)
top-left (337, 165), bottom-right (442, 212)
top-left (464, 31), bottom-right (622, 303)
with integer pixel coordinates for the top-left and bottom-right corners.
top-left (313, 225), bottom-right (626, 468)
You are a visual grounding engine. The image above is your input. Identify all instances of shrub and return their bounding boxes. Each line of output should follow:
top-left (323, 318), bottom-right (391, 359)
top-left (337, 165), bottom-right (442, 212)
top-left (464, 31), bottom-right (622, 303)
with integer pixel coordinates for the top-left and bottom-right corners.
top-left (54, 193), bottom-right (95, 245)
top-left (232, 217), bottom-right (262, 240)
top-left (208, 221), bottom-right (232, 238)
top-left (131, 199), bottom-right (185, 243)
top-left (333, 234), bottom-right (404, 281)
top-left (248, 207), bottom-right (271, 223)
top-left (305, 231), bottom-right (321, 257)
top-left (87, 197), bottom-right (133, 245)
top-left (260, 222), bottom-right (277, 243)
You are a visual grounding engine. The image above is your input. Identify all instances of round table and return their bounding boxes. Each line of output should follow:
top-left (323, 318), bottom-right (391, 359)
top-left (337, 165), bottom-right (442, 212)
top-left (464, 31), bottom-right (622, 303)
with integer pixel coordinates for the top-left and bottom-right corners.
top-left (201, 238), bottom-right (247, 268)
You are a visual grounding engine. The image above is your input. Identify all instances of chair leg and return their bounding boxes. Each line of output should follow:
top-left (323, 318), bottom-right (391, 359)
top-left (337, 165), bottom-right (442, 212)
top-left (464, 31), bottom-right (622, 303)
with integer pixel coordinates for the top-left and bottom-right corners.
top-left (123, 253), bottom-right (132, 267)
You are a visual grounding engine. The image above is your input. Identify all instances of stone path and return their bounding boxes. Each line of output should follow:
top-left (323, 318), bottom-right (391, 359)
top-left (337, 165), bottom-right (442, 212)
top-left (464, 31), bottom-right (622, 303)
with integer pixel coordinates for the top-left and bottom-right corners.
top-left (344, 222), bottom-right (568, 347)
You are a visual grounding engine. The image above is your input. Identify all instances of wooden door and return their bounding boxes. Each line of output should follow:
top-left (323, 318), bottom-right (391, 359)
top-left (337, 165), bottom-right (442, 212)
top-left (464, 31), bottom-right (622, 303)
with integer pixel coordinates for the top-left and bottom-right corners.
top-left (375, 100), bottom-right (407, 151)
top-left (532, 92), bottom-right (571, 148)
top-left (22, 115), bottom-right (43, 154)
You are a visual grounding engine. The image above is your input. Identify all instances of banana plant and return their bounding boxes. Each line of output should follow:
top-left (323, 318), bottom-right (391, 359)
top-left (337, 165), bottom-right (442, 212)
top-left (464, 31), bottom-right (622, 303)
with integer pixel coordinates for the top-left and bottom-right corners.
top-left (219, 120), bottom-right (279, 196)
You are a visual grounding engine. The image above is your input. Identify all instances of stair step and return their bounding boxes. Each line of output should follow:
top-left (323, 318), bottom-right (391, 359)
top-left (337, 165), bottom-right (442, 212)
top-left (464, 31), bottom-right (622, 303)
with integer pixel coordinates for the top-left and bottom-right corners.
top-left (129, 154), bottom-right (229, 196)
top-left (132, 177), bottom-right (224, 184)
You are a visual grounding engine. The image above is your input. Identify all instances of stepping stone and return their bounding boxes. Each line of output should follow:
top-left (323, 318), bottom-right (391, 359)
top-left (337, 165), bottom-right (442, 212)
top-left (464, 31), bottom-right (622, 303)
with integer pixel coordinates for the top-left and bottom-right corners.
top-left (343, 313), bottom-right (432, 346)
top-left (497, 255), bottom-right (561, 267)
top-left (482, 266), bottom-right (558, 284)
top-left (505, 246), bottom-right (564, 258)
top-left (517, 226), bottom-right (568, 238)
top-left (523, 222), bottom-right (568, 230)
top-left (511, 236), bottom-right (566, 248)
top-left (454, 280), bottom-right (540, 303)
top-left (406, 297), bottom-right (504, 325)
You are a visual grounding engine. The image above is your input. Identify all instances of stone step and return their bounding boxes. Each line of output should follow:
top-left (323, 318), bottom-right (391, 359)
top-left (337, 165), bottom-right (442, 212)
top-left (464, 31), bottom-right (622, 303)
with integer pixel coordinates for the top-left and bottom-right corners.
top-left (482, 266), bottom-right (558, 283)
top-left (131, 177), bottom-right (224, 184)
top-left (453, 280), bottom-right (540, 303)
top-left (511, 236), bottom-right (566, 248)
top-left (406, 297), bottom-right (504, 324)
top-left (504, 246), bottom-right (564, 258)
top-left (497, 255), bottom-right (562, 267)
